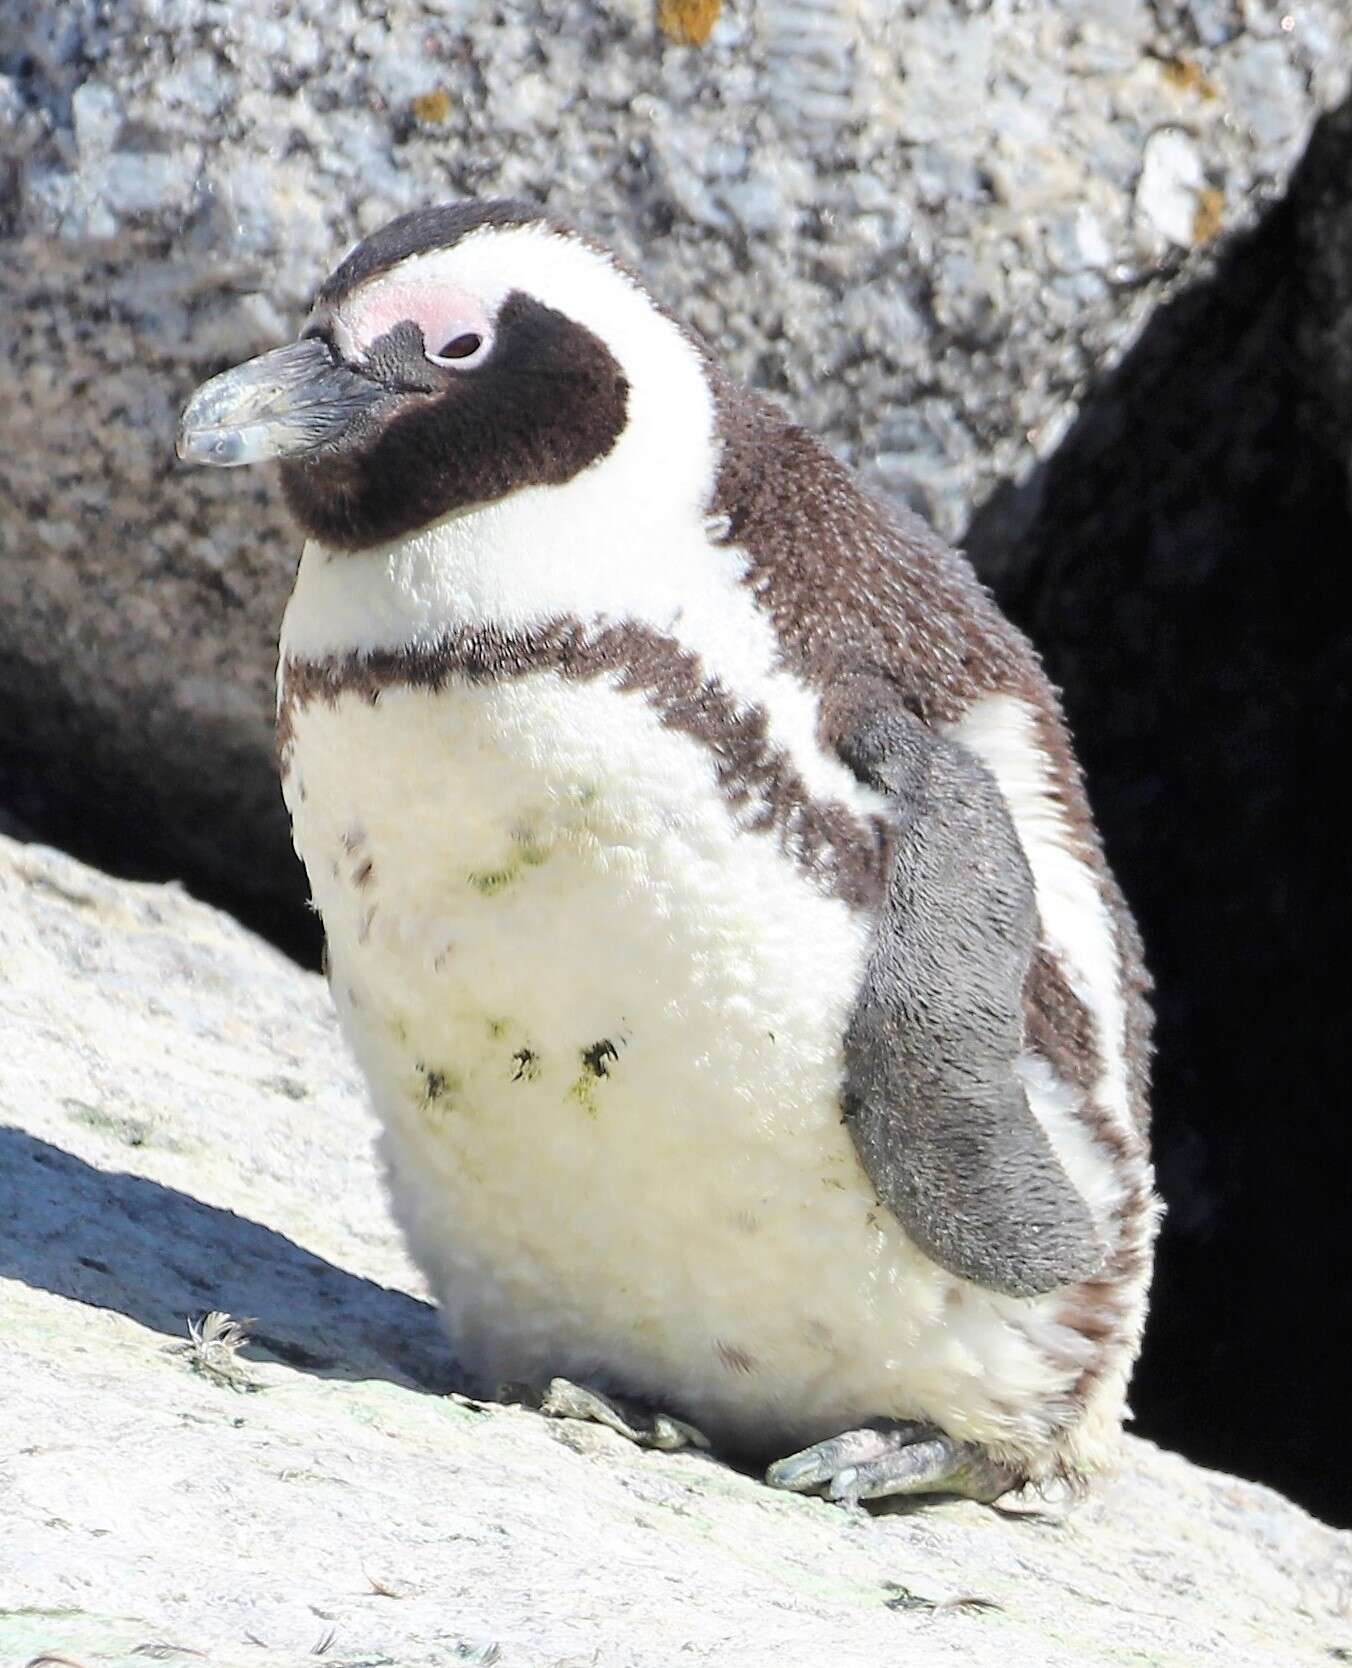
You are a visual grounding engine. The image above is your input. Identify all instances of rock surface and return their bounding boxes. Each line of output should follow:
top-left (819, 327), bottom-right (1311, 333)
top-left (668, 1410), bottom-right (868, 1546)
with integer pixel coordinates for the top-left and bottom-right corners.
top-left (2, 833), bottom-right (1351, 1668)
top-left (1, 0), bottom-right (1349, 947)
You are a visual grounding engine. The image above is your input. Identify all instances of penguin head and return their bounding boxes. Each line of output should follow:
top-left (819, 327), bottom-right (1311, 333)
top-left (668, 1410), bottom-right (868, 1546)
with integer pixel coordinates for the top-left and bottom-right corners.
top-left (178, 201), bottom-right (718, 551)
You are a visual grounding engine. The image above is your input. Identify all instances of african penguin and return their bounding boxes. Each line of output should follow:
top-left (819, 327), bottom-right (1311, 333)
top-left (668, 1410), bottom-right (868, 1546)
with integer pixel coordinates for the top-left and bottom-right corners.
top-left (178, 199), bottom-right (1159, 1505)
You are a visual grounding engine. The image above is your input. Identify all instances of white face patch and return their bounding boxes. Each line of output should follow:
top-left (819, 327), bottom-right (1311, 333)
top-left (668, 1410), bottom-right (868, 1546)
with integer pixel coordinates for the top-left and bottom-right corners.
top-left (324, 223), bottom-right (719, 519)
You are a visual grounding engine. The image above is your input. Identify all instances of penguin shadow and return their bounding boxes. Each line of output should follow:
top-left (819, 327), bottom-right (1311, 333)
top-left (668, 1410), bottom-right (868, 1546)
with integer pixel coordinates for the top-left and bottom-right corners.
top-left (0, 1124), bottom-right (459, 1393)
top-left (0, 1125), bottom-right (1104, 1514)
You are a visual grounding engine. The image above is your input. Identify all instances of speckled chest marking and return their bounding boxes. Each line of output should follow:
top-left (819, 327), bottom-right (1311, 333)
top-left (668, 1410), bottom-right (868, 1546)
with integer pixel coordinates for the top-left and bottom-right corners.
top-left (281, 647), bottom-right (1110, 1461)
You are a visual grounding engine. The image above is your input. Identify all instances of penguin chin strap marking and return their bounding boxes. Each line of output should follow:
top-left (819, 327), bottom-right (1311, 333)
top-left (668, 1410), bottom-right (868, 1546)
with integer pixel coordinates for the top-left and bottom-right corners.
top-left (766, 1424), bottom-right (1023, 1508)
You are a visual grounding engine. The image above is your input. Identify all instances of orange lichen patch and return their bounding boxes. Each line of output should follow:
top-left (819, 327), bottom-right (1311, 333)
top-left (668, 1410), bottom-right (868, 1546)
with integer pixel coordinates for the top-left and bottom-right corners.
top-left (411, 88), bottom-right (453, 125)
top-left (657, 0), bottom-right (721, 47)
top-left (1192, 186), bottom-right (1224, 244)
top-left (1160, 57), bottom-right (1217, 99)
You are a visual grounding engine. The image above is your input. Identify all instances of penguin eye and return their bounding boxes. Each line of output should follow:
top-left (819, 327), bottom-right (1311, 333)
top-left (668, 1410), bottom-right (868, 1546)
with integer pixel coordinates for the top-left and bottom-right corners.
top-left (341, 278), bottom-right (494, 371)
top-left (427, 330), bottom-right (491, 369)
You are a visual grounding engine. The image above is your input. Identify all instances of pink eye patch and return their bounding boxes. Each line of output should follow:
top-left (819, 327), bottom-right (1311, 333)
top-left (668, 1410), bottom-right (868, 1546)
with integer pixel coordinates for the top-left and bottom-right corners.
top-left (343, 276), bottom-right (493, 364)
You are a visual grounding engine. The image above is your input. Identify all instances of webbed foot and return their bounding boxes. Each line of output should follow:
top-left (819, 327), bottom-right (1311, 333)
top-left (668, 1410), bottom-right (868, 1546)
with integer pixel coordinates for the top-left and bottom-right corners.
top-left (511, 1376), bottom-right (711, 1452)
top-left (766, 1423), bottom-right (1021, 1506)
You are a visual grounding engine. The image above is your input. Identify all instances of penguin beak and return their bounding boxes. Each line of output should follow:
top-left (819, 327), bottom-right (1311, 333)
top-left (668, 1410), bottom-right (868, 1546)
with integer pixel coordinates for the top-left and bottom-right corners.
top-left (176, 338), bottom-right (386, 467)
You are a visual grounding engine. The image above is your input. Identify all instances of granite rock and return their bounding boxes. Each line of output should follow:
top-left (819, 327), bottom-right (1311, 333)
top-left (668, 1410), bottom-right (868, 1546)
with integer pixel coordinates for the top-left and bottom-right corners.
top-left (2, 832), bottom-right (1351, 1668)
top-left (1, 0), bottom-right (1349, 943)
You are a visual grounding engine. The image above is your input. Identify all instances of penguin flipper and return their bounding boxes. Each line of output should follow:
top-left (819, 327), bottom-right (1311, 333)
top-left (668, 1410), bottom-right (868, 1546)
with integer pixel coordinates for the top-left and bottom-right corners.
top-left (832, 679), bottom-right (1106, 1298)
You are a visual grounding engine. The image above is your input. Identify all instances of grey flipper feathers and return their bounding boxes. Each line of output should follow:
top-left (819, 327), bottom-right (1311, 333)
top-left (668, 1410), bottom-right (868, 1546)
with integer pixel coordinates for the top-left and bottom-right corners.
top-left (834, 680), bottom-right (1106, 1298)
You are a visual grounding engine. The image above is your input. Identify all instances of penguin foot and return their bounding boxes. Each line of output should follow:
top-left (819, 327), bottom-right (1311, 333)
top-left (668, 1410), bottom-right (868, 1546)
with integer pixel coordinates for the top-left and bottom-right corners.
top-left (514, 1376), bottom-right (711, 1452)
top-left (766, 1424), bottom-right (1021, 1507)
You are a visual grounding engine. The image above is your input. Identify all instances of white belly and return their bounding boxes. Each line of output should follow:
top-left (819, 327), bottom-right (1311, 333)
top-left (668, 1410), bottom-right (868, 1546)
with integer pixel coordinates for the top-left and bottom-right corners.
top-left (284, 669), bottom-right (1093, 1458)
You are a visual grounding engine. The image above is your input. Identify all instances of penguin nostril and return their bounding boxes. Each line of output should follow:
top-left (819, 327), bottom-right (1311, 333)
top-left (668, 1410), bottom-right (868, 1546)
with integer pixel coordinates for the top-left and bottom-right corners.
top-left (299, 324), bottom-right (340, 361)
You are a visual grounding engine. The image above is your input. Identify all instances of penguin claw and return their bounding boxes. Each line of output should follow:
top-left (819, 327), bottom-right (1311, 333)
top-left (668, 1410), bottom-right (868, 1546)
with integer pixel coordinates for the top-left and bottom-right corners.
top-left (765, 1422), bottom-right (932, 1491)
top-left (526, 1376), bottom-right (711, 1452)
top-left (767, 1424), bottom-right (1021, 1506)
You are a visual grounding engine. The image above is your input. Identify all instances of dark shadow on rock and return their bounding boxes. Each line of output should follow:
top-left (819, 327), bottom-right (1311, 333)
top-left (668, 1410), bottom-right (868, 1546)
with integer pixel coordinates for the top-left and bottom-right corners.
top-left (0, 694), bottom-right (323, 968)
top-left (966, 94), bottom-right (1352, 1527)
top-left (0, 1124), bottom-right (458, 1393)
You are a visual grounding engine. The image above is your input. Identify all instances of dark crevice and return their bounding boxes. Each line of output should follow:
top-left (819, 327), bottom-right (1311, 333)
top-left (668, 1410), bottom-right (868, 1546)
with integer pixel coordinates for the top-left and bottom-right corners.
top-left (966, 91), bottom-right (1352, 1528)
top-left (0, 695), bottom-right (322, 967)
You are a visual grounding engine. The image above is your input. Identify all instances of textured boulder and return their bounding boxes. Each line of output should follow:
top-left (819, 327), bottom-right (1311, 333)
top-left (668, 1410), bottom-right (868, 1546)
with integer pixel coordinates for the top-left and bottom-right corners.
top-left (6, 0), bottom-right (1352, 1533)
top-left (1, 0), bottom-right (1349, 948)
top-left (3, 832), bottom-right (1351, 1668)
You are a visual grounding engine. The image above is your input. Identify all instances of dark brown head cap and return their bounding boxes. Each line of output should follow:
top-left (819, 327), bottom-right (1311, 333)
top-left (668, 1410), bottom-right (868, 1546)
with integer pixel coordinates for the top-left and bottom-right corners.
top-left (315, 199), bottom-right (552, 307)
